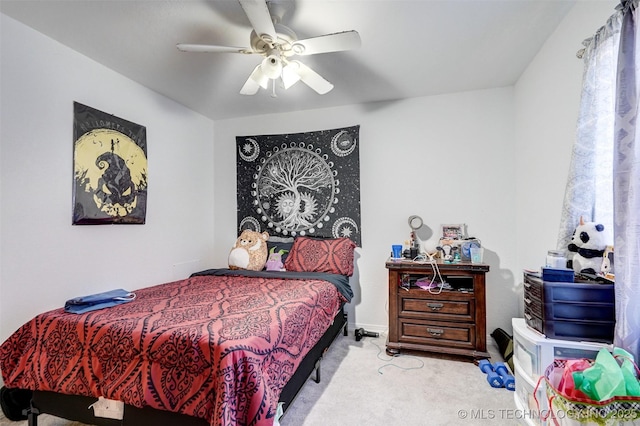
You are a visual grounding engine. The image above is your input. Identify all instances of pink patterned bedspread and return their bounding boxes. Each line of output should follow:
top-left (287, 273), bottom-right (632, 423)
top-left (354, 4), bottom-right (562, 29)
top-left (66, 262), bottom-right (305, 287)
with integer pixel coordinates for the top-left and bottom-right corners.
top-left (0, 273), bottom-right (345, 426)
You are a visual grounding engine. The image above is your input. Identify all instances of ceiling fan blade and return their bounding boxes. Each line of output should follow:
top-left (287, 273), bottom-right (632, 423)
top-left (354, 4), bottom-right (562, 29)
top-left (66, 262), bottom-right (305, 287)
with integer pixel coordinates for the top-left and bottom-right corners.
top-left (287, 61), bottom-right (333, 94)
top-left (240, 64), bottom-right (269, 95)
top-left (291, 30), bottom-right (361, 56)
top-left (176, 43), bottom-right (252, 54)
top-left (238, 0), bottom-right (277, 45)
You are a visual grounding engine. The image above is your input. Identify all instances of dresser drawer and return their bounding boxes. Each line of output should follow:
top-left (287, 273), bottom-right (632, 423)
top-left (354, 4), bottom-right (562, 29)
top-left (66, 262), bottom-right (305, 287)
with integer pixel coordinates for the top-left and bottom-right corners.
top-left (399, 318), bottom-right (475, 349)
top-left (400, 296), bottom-right (474, 322)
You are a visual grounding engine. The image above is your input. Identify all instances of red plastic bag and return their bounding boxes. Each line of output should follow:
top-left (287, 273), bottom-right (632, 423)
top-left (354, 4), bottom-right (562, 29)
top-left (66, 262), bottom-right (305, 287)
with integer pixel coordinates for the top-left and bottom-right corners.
top-left (556, 359), bottom-right (591, 400)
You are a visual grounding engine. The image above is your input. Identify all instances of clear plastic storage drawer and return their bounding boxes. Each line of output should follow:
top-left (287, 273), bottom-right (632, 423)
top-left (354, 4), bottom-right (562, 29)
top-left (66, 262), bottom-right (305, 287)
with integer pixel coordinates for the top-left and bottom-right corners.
top-left (512, 318), bottom-right (609, 381)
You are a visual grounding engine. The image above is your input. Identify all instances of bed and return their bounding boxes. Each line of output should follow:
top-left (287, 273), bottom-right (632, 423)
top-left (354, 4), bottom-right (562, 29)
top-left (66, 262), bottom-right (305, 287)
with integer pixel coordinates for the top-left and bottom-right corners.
top-left (0, 245), bottom-right (354, 426)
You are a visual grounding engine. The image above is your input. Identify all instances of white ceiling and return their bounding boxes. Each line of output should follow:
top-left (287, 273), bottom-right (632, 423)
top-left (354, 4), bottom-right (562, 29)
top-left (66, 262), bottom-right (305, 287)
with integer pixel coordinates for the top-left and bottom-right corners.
top-left (1, 0), bottom-right (578, 121)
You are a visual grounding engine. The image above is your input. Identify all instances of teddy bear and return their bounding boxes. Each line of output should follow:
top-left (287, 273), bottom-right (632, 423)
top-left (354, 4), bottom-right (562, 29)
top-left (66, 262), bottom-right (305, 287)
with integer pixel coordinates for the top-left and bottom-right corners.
top-left (567, 217), bottom-right (609, 275)
top-left (228, 230), bottom-right (269, 271)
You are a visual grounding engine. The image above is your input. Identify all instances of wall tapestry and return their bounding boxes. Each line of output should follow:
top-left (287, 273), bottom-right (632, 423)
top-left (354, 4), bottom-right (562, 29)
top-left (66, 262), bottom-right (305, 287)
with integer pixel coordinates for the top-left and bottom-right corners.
top-left (236, 125), bottom-right (361, 246)
top-left (73, 102), bottom-right (147, 225)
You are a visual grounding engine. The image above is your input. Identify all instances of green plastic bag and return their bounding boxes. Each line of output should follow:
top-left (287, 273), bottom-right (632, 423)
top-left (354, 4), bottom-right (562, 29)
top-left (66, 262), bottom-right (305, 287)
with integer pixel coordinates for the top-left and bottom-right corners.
top-left (614, 347), bottom-right (640, 397)
top-left (573, 348), bottom-right (627, 401)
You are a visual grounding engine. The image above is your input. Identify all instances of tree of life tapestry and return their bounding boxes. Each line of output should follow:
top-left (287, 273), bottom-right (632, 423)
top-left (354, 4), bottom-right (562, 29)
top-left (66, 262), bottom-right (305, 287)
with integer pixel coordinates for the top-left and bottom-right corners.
top-left (73, 102), bottom-right (148, 225)
top-left (236, 125), bottom-right (361, 246)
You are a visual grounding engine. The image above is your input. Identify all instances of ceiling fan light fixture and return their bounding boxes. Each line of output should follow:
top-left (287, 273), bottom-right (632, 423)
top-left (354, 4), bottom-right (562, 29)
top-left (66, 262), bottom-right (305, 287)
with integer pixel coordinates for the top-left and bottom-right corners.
top-left (251, 71), bottom-right (269, 89)
top-left (261, 54), bottom-right (283, 79)
top-left (281, 62), bottom-right (301, 89)
top-left (240, 64), bottom-right (269, 95)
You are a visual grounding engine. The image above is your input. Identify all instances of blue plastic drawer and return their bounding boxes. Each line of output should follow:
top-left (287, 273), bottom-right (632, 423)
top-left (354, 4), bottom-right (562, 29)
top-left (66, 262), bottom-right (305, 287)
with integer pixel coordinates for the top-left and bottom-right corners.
top-left (542, 267), bottom-right (574, 283)
top-left (543, 301), bottom-right (615, 322)
top-left (543, 319), bottom-right (614, 343)
top-left (543, 281), bottom-right (614, 304)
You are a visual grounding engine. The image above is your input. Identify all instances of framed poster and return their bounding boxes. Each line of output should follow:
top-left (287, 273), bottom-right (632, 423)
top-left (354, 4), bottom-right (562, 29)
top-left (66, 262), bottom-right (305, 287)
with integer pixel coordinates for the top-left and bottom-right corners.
top-left (72, 102), bottom-right (147, 224)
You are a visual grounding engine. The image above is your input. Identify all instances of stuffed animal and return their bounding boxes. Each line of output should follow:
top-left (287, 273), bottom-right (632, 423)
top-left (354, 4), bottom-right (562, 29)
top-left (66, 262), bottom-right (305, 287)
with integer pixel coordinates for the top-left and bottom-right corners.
top-left (567, 217), bottom-right (608, 275)
top-left (228, 230), bottom-right (269, 271)
top-left (265, 247), bottom-right (288, 271)
top-left (436, 240), bottom-right (458, 262)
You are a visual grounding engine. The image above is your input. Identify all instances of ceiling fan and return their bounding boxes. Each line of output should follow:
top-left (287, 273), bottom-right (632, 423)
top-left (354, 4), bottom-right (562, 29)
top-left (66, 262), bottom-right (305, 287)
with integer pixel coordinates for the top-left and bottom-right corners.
top-left (176, 0), bottom-right (361, 96)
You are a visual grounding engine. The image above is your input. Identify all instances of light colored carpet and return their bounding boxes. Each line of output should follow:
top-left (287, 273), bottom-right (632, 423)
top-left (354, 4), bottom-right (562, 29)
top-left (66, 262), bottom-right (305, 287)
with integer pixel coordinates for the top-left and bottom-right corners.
top-left (0, 332), bottom-right (517, 426)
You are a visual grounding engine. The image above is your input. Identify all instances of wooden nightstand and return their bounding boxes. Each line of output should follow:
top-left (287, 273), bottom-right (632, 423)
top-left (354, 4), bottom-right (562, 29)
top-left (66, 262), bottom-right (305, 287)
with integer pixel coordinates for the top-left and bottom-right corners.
top-left (386, 260), bottom-right (490, 360)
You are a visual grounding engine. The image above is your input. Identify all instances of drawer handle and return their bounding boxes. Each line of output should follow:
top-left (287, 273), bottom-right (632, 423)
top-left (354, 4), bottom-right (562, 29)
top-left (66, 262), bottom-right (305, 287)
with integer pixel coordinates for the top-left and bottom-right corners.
top-left (524, 313), bottom-right (532, 320)
top-left (524, 281), bottom-right (531, 288)
top-left (427, 302), bottom-right (444, 311)
top-left (524, 297), bottom-right (531, 304)
top-left (427, 328), bottom-right (444, 336)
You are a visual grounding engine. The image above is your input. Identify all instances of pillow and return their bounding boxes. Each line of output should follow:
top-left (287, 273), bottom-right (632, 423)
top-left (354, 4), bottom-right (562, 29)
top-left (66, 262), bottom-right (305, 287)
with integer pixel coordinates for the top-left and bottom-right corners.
top-left (266, 237), bottom-right (294, 264)
top-left (284, 236), bottom-right (356, 276)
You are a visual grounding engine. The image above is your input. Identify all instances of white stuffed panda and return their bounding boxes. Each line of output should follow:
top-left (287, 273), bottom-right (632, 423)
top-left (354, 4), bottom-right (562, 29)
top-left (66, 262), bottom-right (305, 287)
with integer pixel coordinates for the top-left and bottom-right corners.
top-left (567, 217), bottom-right (609, 275)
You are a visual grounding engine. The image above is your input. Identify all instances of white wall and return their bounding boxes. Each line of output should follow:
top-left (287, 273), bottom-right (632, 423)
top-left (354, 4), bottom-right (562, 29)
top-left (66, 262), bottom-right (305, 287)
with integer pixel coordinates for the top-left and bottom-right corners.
top-left (0, 15), bottom-right (216, 343)
top-left (514, 1), bottom-right (617, 309)
top-left (213, 89), bottom-right (519, 334)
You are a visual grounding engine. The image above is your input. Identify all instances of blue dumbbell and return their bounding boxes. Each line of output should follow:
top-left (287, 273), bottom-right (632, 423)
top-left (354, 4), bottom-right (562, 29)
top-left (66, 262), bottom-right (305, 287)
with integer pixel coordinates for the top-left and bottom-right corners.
top-left (494, 362), bottom-right (515, 391)
top-left (478, 359), bottom-right (503, 388)
top-left (478, 359), bottom-right (492, 373)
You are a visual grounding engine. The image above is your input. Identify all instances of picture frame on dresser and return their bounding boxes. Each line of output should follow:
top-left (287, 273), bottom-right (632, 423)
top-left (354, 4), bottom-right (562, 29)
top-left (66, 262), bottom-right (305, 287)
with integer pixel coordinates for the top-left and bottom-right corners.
top-left (441, 224), bottom-right (466, 240)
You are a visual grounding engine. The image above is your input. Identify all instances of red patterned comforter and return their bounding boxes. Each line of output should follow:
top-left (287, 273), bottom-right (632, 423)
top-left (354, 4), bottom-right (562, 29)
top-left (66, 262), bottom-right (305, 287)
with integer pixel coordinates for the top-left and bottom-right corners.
top-left (0, 273), bottom-right (346, 426)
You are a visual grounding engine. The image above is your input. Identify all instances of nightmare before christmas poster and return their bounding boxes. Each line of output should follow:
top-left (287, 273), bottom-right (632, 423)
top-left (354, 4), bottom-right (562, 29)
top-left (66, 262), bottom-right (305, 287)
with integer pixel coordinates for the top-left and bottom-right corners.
top-left (73, 102), bottom-right (147, 225)
top-left (236, 126), bottom-right (361, 246)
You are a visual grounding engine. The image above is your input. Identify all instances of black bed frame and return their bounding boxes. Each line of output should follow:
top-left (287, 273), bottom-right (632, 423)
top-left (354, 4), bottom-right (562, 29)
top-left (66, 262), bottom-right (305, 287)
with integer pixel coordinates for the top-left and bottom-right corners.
top-left (22, 307), bottom-right (348, 426)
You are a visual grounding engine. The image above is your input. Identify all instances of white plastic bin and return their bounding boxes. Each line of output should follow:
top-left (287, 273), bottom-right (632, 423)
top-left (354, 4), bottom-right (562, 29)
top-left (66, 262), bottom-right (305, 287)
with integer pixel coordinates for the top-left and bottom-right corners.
top-left (512, 318), bottom-right (609, 381)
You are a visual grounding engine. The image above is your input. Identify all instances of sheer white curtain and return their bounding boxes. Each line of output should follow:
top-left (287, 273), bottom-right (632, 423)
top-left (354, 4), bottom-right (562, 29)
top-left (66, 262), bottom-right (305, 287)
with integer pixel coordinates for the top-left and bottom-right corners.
top-left (559, 0), bottom-right (640, 359)
top-left (614, 0), bottom-right (640, 359)
top-left (557, 11), bottom-right (621, 251)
